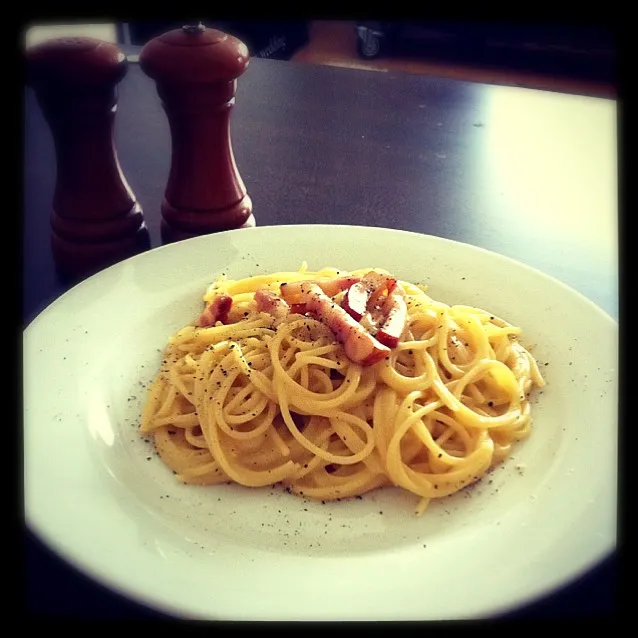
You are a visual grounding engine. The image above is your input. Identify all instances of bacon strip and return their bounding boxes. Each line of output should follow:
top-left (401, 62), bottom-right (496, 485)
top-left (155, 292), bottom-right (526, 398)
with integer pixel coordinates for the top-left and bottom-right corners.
top-left (342, 271), bottom-right (397, 321)
top-left (254, 288), bottom-right (291, 325)
top-left (300, 284), bottom-right (390, 366)
top-left (375, 290), bottom-right (408, 348)
top-left (197, 294), bottom-right (232, 327)
top-left (280, 276), bottom-right (360, 304)
top-left (289, 303), bottom-right (308, 315)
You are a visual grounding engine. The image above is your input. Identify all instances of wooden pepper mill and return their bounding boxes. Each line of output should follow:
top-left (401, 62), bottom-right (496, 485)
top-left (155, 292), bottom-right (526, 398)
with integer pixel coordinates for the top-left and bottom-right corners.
top-left (139, 22), bottom-right (255, 243)
top-left (26, 36), bottom-right (150, 280)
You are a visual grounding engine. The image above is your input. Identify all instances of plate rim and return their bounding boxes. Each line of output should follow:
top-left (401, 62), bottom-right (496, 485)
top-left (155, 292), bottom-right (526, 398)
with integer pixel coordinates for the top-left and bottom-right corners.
top-left (24, 224), bottom-right (618, 331)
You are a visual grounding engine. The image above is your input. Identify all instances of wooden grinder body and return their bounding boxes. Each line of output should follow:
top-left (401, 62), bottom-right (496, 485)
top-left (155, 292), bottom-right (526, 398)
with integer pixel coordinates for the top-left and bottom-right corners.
top-left (26, 36), bottom-right (150, 279)
top-left (140, 25), bottom-right (255, 243)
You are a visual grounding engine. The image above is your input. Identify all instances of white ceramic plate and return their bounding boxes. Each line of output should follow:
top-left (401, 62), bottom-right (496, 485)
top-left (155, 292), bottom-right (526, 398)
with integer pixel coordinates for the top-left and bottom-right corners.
top-left (24, 225), bottom-right (618, 620)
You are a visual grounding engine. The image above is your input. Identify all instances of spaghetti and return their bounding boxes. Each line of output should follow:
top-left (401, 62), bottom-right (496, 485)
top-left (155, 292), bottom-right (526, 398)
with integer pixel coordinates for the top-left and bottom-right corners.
top-left (140, 265), bottom-right (545, 515)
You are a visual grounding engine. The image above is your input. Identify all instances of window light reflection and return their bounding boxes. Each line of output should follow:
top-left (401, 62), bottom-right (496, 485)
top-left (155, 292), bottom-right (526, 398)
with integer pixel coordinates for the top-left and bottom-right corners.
top-left (88, 393), bottom-right (115, 447)
top-left (480, 87), bottom-right (617, 265)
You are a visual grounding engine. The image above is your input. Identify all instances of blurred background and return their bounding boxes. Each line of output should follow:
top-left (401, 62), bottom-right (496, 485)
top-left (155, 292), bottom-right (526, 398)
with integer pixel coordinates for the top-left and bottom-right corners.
top-left (24, 20), bottom-right (615, 98)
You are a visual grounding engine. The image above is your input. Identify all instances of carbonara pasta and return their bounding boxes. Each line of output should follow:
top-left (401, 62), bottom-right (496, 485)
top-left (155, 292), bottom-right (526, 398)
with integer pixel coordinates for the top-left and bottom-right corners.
top-left (140, 264), bottom-right (545, 515)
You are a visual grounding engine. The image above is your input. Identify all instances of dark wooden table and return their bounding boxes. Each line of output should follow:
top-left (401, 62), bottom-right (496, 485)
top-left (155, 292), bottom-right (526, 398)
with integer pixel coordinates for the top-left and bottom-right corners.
top-left (24, 49), bottom-right (618, 619)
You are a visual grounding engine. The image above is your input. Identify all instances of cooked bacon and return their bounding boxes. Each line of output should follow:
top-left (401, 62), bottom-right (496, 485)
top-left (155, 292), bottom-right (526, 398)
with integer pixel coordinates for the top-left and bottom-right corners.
top-left (289, 303), bottom-right (308, 315)
top-left (280, 276), bottom-right (360, 304)
top-left (197, 294), bottom-right (232, 327)
top-left (254, 288), bottom-right (291, 324)
top-left (300, 283), bottom-right (390, 366)
top-left (375, 290), bottom-right (408, 348)
top-left (359, 305), bottom-right (388, 334)
top-left (357, 284), bottom-right (408, 347)
top-left (342, 271), bottom-right (397, 321)
top-left (365, 272), bottom-right (398, 306)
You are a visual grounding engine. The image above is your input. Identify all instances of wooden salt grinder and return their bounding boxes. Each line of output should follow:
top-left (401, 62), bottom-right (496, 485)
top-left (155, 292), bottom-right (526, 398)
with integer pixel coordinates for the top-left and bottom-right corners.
top-left (139, 23), bottom-right (255, 244)
top-left (26, 37), bottom-right (150, 280)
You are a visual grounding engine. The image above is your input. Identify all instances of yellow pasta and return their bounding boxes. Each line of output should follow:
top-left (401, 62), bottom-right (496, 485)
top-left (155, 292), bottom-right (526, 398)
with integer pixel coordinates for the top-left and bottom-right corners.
top-left (140, 265), bottom-right (545, 515)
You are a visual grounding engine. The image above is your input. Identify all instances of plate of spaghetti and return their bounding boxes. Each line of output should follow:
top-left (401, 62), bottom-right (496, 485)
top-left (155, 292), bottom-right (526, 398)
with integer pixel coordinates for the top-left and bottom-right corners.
top-left (24, 224), bottom-right (617, 620)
